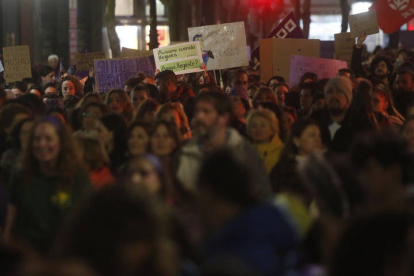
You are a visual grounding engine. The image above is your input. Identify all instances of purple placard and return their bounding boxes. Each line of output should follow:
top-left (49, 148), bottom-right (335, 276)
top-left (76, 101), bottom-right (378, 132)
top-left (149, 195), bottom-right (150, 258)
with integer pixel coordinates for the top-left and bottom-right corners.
top-left (252, 11), bottom-right (304, 61)
top-left (289, 55), bottom-right (348, 87)
top-left (94, 56), bottom-right (155, 93)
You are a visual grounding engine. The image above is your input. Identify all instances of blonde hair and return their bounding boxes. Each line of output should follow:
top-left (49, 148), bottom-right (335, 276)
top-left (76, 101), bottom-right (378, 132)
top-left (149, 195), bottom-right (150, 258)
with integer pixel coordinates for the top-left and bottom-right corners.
top-left (246, 109), bottom-right (279, 138)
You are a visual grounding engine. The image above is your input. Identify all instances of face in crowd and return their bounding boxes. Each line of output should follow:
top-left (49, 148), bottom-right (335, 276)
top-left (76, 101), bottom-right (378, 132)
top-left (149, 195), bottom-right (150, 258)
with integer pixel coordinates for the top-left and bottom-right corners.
top-left (300, 89), bottom-right (313, 112)
top-left (62, 80), bottom-right (76, 98)
top-left (275, 85), bottom-right (288, 105)
top-left (150, 124), bottom-right (177, 157)
top-left (108, 92), bottom-right (125, 114)
top-left (374, 61), bottom-right (389, 79)
top-left (294, 124), bottom-right (323, 156)
top-left (83, 106), bottom-right (104, 132)
top-left (325, 87), bottom-right (349, 116)
top-left (193, 100), bottom-right (228, 140)
top-left (42, 71), bottom-right (56, 86)
top-left (396, 72), bottom-right (414, 93)
top-left (128, 125), bottom-right (150, 157)
top-left (32, 122), bottom-right (61, 164)
top-left (248, 115), bottom-right (275, 143)
top-left (232, 72), bottom-right (248, 90)
top-left (371, 91), bottom-right (388, 114)
top-left (131, 89), bottom-right (149, 110)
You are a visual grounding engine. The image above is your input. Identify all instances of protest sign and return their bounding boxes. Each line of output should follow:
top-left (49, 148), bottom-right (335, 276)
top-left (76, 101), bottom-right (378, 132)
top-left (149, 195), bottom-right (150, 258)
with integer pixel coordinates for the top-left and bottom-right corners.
top-left (349, 10), bottom-right (379, 38)
top-left (320, 41), bottom-right (335, 59)
top-left (251, 11), bottom-right (304, 61)
top-left (121, 47), bottom-right (153, 58)
top-left (2, 45), bottom-right (32, 83)
top-left (0, 61), bottom-right (4, 73)
top-left (260, 38), bottom-right (320, 83)
top-left (188, 22), bottom-right (249, 70)
top-left (334, 33), bottom-right (355, 63)
top-left (153, 41), bottom-right (203, 75)
top-left (289, 55), bottom-right (348, 87)
top-left (75, 52), bottom-right (106, 71)
top-left (94, 56), bottom-right (156, 93)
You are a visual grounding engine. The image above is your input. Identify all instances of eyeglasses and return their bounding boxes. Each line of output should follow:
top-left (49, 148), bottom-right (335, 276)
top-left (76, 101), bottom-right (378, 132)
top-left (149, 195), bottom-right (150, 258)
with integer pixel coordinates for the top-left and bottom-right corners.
top-left (83, 112), bottom-right (100, 118)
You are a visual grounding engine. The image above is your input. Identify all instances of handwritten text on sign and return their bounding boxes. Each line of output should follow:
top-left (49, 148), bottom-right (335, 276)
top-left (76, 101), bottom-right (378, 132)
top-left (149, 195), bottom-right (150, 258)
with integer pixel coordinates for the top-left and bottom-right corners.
top-left (349, 10), bottom-right (379, 38)
top-left (188, 22), bottom-right (249, 70)
top-left (153, 41), bottom-right (203, 75)
top-left (289, 55), bottom-right (348, 87)
top-left (75, 52), bottom-right (106, 71)
top-left (94, 56), bottom-right (155, 93)
top-left (334, 33), bottom-right (355, 63)
top-left (2, 45), bottom-right (32, 83)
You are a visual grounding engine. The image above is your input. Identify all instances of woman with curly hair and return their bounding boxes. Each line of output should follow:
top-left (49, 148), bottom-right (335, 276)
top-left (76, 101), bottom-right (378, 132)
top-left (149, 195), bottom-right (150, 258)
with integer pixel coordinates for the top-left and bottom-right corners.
top-left (57, 75), bottom-right (84, 99)
top-left (3, 116), bottom-right (91, 254)
top-left (105, 88), bottom-right (134, 124)
top-left (155, 102), bottom-right (192, 140)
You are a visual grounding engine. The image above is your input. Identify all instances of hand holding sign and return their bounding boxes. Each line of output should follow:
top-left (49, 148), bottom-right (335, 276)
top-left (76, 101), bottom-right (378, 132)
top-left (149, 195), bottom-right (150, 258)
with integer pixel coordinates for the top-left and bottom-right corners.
top-left (349, 10), bottom-right (379, 38)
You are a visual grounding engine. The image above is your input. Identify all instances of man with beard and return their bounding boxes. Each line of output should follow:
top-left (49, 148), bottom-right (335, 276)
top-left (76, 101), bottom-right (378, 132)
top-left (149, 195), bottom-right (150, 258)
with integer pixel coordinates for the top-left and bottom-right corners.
top-left (311, 77), bottom-right (353, 152)
top-left (351, 35), bottom-right (394, 87)
top-left (177, 91), bottom-right (270, 194)
top-left (154, 70), bottom-right (194, 104)
top-left (393, 70), bottom-right (414, 117)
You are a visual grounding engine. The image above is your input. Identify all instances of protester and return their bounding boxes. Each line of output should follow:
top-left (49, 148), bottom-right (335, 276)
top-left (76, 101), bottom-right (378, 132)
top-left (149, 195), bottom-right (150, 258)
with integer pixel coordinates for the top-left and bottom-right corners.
top-left (76, 102), bottom-right (108, 136)
top-left (11, 81), bottom-right (28, 98)
top-left (105, 89), bottom-right (134, 124)
top-left (252, 87), bottom-right (278, 106)
top-left (155, 102), bottom-right (192, 140)
top-left (39, 65), bottom-right (56, 87)
top-left (273, 83), bottom-right (289, 106)
top-left (150, 121), bottom-right (181, 159)
top-left (228, 86), bottom-right (250, 124)
top-left (198, 149), bottom-right (297, 275)
top-left (230, 69), bottom-right (249, 90)
top-left (394, 70), bottom-right (414, 117)
top-left (155, 70), bottom-right (194, 103)
top-left (135, 98), bottom-right (159, 122)
top-left (43, 83), bottom-right (57, 95)
top-left (57, 75), bottom-right (83, 99)
top-left (127, 121), bottom-right (151, 160)
top-left (298, 82), bottom-right (323, 117)
top-left (75, 136), bottom-right (115, 189)
top-left (130, 84), bottom-right (149, 110)
top-left (28, 85), bottom-right (44, 98)
top-left (3, 116), bottom-right (91, 254)
top-left (372, 87), bottom-right (404, 127)
top-left (99, 113), bottom-right (128, 175)
top-left (246, 109), bottom-right (283, 173)
top-left (177, 92), bottom-right (270, 194)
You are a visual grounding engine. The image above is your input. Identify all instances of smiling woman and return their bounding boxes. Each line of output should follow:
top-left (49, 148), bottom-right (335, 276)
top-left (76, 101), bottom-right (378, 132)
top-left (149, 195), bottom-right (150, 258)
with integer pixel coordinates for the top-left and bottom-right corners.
top-left (3, 116), bottom-right (92, 254)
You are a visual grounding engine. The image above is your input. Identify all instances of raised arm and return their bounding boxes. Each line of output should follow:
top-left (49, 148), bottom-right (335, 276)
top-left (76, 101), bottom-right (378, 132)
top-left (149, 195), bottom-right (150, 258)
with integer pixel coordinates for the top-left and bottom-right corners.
top-left (351, 34), bottom-right (368, 78)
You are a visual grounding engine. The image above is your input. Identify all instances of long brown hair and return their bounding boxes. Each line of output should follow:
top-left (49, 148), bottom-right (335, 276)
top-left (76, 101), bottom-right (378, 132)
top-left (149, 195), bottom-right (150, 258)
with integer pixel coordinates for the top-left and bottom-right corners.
top-left (105, 88), bottom-right (134, 123)
top-left (22, 116), bottom-right (83, 189)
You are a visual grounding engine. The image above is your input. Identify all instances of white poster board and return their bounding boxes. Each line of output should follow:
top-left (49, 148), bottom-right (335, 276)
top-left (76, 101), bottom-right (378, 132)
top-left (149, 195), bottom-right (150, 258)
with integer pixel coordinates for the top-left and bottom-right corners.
top-left (188, 22), bottom-right (249, 70)
top-left (153, 41), bottom-right (203, 75)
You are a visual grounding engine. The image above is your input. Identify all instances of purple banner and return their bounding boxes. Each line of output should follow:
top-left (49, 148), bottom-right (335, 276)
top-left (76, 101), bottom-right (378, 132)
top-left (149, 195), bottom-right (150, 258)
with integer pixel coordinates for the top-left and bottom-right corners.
top-left (94, 56), bottom-right (155, 93)
top-left (252, 11), bottom-right (304, 61)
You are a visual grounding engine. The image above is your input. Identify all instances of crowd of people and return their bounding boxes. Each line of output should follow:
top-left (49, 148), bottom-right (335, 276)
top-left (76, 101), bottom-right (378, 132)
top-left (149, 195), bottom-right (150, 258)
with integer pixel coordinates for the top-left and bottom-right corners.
top-left (1, 33), bottom-right (414, 275)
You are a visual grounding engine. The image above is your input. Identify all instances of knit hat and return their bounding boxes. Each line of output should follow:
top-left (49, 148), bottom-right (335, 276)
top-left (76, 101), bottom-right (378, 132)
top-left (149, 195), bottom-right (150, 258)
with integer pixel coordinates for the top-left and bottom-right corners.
top-left (324, 77), bottom-right (353, 104)
top-left (228, 87), bottom-right (250, 103)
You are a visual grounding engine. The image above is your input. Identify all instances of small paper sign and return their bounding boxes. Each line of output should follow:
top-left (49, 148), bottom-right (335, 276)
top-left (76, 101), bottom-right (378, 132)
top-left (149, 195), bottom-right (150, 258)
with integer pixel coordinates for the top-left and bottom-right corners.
top-left (289, 55), bottom-right (348, 87)
top-left (2, 45), bottom-right (32, 83)
top-left (334, 33), bottom-right (355, 63)
top-left (349, 10), bottom-right (379, 38)
top-left (75, 52), bottom-right (106, 71)
top-left (153, 41), bottom-right (203, 74)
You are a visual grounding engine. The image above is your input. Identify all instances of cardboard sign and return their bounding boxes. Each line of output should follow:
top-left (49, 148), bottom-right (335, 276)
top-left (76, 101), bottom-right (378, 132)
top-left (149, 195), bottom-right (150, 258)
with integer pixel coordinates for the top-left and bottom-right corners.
top-left (94, 56), bottom-right (156, 93)
top-left (260, 38), bottom-right (320, 83)
top-left (289, 55), bottom-right (348, 86)
top-left (320, 41), bottom-right (335, 59)
top-left (349, 10), bottom-right (379, 38)
top-left (121, 47), bottom-right (153, 58)
top-left (0, 61), bottom-right (4, 73)
top-left (251, 12), bottom-right (304, 61)
top-left (75, 52), bottom-right (106, 71)
top-left (334, 33), bottom-right (355, 63)
top-left (2, 45), bottom-right (32, 83)
top-left (188, 22), bottom-right (249, 70)
top-left (153, 41), bottom-right (203, 74)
